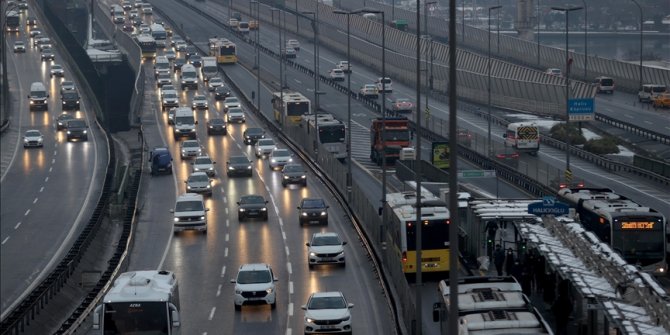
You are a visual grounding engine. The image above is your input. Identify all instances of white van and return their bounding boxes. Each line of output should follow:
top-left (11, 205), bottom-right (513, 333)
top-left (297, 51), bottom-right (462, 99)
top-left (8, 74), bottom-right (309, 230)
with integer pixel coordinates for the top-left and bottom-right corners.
top-left (201, 56), bottom-right (218, 81)
top-left (375, 77), bottom-right (393, 93)
top-left (503, 122), bottom-right (540, 155)
top-left (141, 3), bottom-right (153, 15)
top-left (638, 84), bottom-right (667, 103)
top-left (593, 76), bottom-right (614, 94)
top-left (180, 64), bottom-right (198, 90)
top-left (171, 193), bottom-right (208, 233)
top-left (154, 55), bottom-right (170, 77)
top-left (28, 82), bottom-right (49, 111)
top-left (172, 107), bottom-right (197, 140)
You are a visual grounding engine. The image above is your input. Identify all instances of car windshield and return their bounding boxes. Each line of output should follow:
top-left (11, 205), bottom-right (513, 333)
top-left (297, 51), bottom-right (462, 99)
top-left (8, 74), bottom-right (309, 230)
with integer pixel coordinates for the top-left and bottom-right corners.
top-left (283, 165), bottom-right (303, 173)
top-left (175, 200), bottom-right (203, 211)
top-left (237, 270), bottom-right (271, 284)
top-left (308, 296), bottom-right (346, 310)
top-left (241, 195), bottom-right (265, 204)
top-left (158, 74), bottom-right (170, 80)
top-left (230, 156), bottom-right (249, 164)
top-left (258, 139), bottom-right (274, 146)
top-left (302, 199), bottom-right (325, 208)
top-left (312, 235), bottom-right (341, 246)
top-left (25, 130), bottom-right (41, 137)
top-left (183, 141), bottom-right (199, 148)
top-left (164, 92), bottom-right (177, 99)
top-left (246, 128), bottom-right (263, 136)
top-left (68, 120), bottom-right (86, 128)
top-left (210, 119), bottom-right (224, 125)
top-left (229, 109), bottom-right (243, 115)
top-left (396, 98), bottom-right (410, 103)
top-left (58, 114), bottom-right (74, 121)
top-left (62, 92), bottom-right (78, 100)
top-left (225, 98), bottom-right (239, 104)
top-left (189, 174), bottom-right (208, 182)
top-left (195, 157), bottom-right (211, 165)
top-left (210, 78), bottom-right (222, 84)
top-left (194, 96), bottom-right (206, 101)
top-left (273, 150), bottom-right (289, 157)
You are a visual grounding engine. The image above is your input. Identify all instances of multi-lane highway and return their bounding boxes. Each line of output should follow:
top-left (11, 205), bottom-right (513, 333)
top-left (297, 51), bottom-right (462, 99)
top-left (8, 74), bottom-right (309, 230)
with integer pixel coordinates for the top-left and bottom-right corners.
top-left (0, 7), bottom-right (108, 319)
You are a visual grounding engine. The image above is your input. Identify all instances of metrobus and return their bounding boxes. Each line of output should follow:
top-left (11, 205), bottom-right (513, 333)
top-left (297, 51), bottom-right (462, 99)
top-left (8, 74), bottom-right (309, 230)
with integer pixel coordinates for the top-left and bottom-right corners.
top-left (136, 34), bottom-right (157, 59)
top-left (208, 37), bottom-right (237, 64)
top-left (384, 191), bottom-right (452, 274)
top-left (150, 23), bottom-right (167, 48)
top-left (302, 113), bottom-right (346, 159)
top-left (558, 187), bottom-right (667, 274)
top-left (272, 91), bottom-right (311, 125)
top-left (93, 270), bottom-right (182, 335)
top-left (6, 10), bottom-right (20, 32)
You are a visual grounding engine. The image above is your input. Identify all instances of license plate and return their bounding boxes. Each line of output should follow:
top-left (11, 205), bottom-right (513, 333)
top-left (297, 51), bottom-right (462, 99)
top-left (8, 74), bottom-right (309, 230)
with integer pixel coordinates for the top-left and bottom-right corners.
top-left (310, 220), bottom-right (319, 224)
top-left (248, 297), bottom-right (263, 301)
top-left (321, 325), bottom-right (337, 329)
top-left (320, 257), bottom-right (333, 261)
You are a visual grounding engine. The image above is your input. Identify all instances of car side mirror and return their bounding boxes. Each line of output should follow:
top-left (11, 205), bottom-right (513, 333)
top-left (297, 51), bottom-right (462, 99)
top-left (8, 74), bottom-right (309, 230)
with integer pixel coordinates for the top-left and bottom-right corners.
top-left (297, 206), bottom-right (301, 210)
top-left (265, 200), bottom-right (269, 204)
top-left (195, 120), bottom-right (199, 124)
top-left (236, 202), bottom-right (241, 205)
top-left (301, 305), bottom-right (307, 310)
top-left (326, 206), bottom-right (330, 209)
top-left (184, 181), bottom-right (187, 183)
top-left (27, 95), bottom-right (30, 98)
top-left (342, 241), bottom-right (347, 245)
top-left (502, 134), bottom-right (507, 138)
top-left (230, 279), bottom-right (236, 283)
top-left (169, 209), bottom-right (174, 213)
top-left (206, 208), bottom-right (210, 211)
top-left (305, 242), bottom-right (310, 246)
top-left (348, 303), bottom-right (354, 309)
top-left (213, 162), bottom-right (216, 164)
top-left (191, 162), bottom-right (194, 165)
top-left (47, 94), bottom-right (50, 98)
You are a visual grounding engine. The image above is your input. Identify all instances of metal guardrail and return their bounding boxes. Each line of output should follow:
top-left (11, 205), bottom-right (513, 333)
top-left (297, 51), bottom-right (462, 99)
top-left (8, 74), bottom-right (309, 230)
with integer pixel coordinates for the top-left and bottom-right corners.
top-left (594, 112), bottom-right (670, 146)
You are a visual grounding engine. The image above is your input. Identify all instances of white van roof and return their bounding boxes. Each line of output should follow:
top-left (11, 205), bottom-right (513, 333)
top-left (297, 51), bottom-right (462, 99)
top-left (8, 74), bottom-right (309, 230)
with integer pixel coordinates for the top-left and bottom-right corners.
top-left (181, 64), bottom-right (196, 72)
top-left (30, 82), bottom-right (47, 91)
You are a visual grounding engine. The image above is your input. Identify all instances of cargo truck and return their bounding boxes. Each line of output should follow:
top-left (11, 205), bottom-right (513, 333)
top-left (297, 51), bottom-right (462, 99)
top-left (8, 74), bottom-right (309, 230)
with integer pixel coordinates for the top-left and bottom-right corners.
top-left (370, 117), bottom-right (412, 166)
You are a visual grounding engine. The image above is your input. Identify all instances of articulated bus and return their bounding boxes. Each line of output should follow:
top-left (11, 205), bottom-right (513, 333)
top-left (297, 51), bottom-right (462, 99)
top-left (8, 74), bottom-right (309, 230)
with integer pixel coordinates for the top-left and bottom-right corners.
top-left (272, 91), bottom-right (311, 125)
top-left (302, 113), bottom-right (346, 159)
top-left (208, 37), bottom-right (237, 64)
top-left (384, 191), bottom-right (452, 274)
top-left (558, 188), bottom-right (667, 274)
top-left (136, 34), bottom-right (157, 59)
top-left (93, 270), bottom-right (182, 334)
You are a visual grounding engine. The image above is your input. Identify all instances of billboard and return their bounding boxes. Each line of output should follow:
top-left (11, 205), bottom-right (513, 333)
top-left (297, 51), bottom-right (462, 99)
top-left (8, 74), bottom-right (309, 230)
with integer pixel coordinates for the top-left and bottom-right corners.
top-left (431, 142), bottom-right (450, 169)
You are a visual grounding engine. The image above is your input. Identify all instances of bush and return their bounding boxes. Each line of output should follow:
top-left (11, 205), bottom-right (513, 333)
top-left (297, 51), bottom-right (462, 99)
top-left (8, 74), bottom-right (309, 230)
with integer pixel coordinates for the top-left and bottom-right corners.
top-left (550, 123), bottom-right (586, 145)
top-left (583, 137), bottom-right (620, 155)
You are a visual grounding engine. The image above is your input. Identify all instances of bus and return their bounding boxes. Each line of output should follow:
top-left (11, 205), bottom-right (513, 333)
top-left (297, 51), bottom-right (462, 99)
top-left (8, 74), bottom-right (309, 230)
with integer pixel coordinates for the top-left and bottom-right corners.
top-left (136, 34), bottom-right (157, 59)
top-left (208, 37), bottom-right (237, 64)
top-left (6, 10), bottom-right (20, 32)
top-left (302, 113), bottom-right (346, 159)
top-left (558, 187), bottom-right (667, 275)
top-left (272, 91), bottom-right (311, 125)
top-left (93, 270), bottom-right (182, 335)
top-left (384, 191), bottom-right (452, 274)
top-left (150, 23), bottom-right (167, 48)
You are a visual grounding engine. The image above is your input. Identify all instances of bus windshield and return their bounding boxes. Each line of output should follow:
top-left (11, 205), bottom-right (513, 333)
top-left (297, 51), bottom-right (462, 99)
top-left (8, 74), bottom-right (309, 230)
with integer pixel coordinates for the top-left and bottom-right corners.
top-left (220, 46), bottom-right (236, 56)
top-left (612, 231), bottom-right (665, 266)
top-left (406, 220), bottom-right (450, 250)
top-left (384, 130), bottom-right (409, 142)
top-left (286, 102), bottom-right (309, 116)
top-left (318, 126), bottom-right (345, 144)
top-left (103, 302), bottom-right (168, 335)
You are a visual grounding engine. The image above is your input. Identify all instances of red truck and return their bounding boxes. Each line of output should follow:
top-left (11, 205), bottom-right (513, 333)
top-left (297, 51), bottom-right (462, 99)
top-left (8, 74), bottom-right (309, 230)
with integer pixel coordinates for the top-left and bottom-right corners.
top-left (370, 117), bottom-right (411, 166)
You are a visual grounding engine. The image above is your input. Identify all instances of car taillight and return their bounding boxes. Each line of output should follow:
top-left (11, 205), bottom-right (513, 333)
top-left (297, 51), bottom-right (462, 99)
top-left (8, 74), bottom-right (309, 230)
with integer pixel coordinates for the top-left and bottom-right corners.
top-left (559, 183), bottom-right (567, 189)
top-left (401, 252), bottom-right (407, 263)
top-left (496, 153), bottom-right (505, 159)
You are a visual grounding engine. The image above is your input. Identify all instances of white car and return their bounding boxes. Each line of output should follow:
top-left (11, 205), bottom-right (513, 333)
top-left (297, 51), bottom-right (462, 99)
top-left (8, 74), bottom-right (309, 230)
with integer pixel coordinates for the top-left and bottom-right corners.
top-left (286, 39), bottom-right (300, 50)
top-left (129, 9), bottom-right (139, 19)
top-left (337, 60), bottom-right (351, 73)
top-left (139, 24), bottom-right (150, 33)
top-left (192, 154), bottom-right (216, 176)
top-left (61, 81), bottom-right (76, 94)
top-left (13, 41), bottom-right (26, 53)
top-left (161, 90), bottom-right (179, 111)
top-left (254, 138), bottom-right (277, 158)
top-left (268, 149), bottom-right (293, 170)
top-left (191, 94), bottom-right (209, 110)
top-left (179, 140), bottom-right (202, 159)
top-left (223, 97), bottom-right (241, 112)
top-left (284, 47), bottom-right (297, 59)
top-left (375, 77), bottom-right (393, 93)
top-left (329, 68), bottom-right (345, 81)
top-left (226, 108), bottom-right (246, 123)
top-left (175, 40), bottom-right (187, 51)
top-left (156, 73), bottom-right (172, 87)
top-left (207, 77), bottom-right (224, 91)
top-left (50, 64), bottom-right (65, 78)
top-left (302, 292), bottom-right (354, 334)
top-left (164, 50), bottom-right (176, 61)
top-left (29, 30), bottom-right (42, 38)
top-left (358, 84), bottom-right (378, 99)
top-left (23, 130), bottom-right (44, 148)
top-left (185, 171), bottom-right (212, 196)
top-left (546, 68), bottom-right (562, 77)
top-left (306, 232), bottom-right (346, 268)
top-left (231, 263), bottom-right (277, 310)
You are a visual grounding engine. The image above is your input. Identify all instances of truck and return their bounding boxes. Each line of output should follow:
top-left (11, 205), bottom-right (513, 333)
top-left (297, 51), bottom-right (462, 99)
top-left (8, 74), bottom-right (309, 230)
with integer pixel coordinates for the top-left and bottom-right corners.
top-left (503, 122), bottom-right (539, 156)
top-left (370, 117), bottom-right (412, 166)
top-left (201, 56), bottom-right (218, 81)
top-left (6, 10), bottom-right (20, 32)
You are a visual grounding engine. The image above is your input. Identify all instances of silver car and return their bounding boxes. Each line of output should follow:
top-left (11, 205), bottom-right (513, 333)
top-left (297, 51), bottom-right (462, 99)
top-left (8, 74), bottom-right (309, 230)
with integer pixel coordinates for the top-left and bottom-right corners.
top-left (23, 130), bottom-right (44, 148)
top-left (185, 172), bottom-right (212, 196)
top-left (226, 108), bottom-right (246, 123)
top-left (268, 149), bottom-right (293, 170)
top-left (254, 138), bottom-right (276, 158)
top-left (306, 232), bottom-right (346, 268)
top-left (192, 155), bottom-right (216, 176)
top-left (179, 140), bottom-right (202, 159)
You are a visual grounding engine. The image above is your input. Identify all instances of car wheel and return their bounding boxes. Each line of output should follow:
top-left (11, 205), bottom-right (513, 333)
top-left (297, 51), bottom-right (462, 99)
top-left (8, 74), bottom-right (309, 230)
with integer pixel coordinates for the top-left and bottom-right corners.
top-left (271, 301), bottom-right (276, 309)
top-left (263, 214), bottom-right (268, 220)
top-left (238, 215), bottom-right (244, 222)
top-left (234, 303), bottom-right (241, 311)
top-left (308, 263), bottom-right (314, 270)
top-left (302, 180), bottom-right (307, 187)
top-left (203, 229), bottom-right (207, 234)
top-left (282, 182), bottom-right (286, 187)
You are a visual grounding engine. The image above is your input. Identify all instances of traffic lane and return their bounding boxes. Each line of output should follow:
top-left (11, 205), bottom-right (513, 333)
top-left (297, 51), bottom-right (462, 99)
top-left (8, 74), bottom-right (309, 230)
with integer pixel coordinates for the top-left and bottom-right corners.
top-left (595, 91), bottom-right (670, 135)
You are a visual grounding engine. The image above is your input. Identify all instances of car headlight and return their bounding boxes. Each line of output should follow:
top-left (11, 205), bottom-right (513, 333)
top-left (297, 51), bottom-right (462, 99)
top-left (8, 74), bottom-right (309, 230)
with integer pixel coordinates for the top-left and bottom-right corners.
top-left (206, 184), bottom-right (211, 189)
top-left (261, 208), bottom-right (267, 211)
top-left (320, 211), bottom-right (327, 216)
top-left (247, 166), bottom-right (251, 169)
top-left (62, 101), bottom-right (66, 104)
top-left (228, 166), bottom-right (235, 170)
top-left (309, 252), bottom-right (316, 257)
top-left (239, 208), bottom-right (245, 212)
top-left (301, 175), bottom-right (306, 179)
top-left (197, 148), bottom-right (202, 153)
top-left (209, 125), bottom-right (213, 128)
top-left (187, 185), bottom-right (192, 189)
top-left (76, 101), bottom-right (80, 104)
top-left (67, 131), bottom-right (71, 134)
top-left (181, 149), bottom-right (186, 153)
top-left (266, 288), bottom-right (274, 294)
top-left (83, 130), bottom-right (87, 134)
top-left (208, 167), bottom-right (213, 170)
top-left (199, 216), bottom-right (205, 220)
top-left (288, 158), bottom-right (293, 162)
top-left (30, 101), bottom-right (34, 104)
top-left (24, 138), bottom-right (29, 142)
top-left (306, 318), bottom-right (315, 324)
top-left (173, 217), bottom-right (180, 222)
top-left (194, 167), bottom-right (201, 171)
top-left (271, 159), bottom-right (276, 163)
top-left (302, 212), bottom-right (308, 217)
top-left (283, 175), bottom-right (289, 179)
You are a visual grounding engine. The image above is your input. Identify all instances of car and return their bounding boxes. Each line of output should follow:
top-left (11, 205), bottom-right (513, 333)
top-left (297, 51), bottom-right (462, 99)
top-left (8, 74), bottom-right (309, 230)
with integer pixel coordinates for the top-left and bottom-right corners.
top-left (226, 108), bottom-right (246, 123)
top-left (113, 15), bottom-right (125, 24)
top-left (255, 138), bottom-right (277, 158)
top-left (156, 73), bottom-right (171, 87)
top-left (49, 64), bottom-right (65, 78)
top-left (171, 37), bottom-right (183, 47)
top-left (129, 9), bottom-right (139, 19)
top-left (167, 108), bottom-right (176, 125)
top-left (456, 128), bottom-right (473, 147)
top-left (214, 86), bottom-right (232, 100)
top-left (149, 147), bottom-right (173, 175)
top-left (122, 23), bottom-right (134, 32)
top-left (227, 155), bottom-right (253, 177)
top-left (281, 164), bottom-right (307, 187)
top-left (13, 41), bottom-right (26, 53)
top-left (161, 84), bottom-right (176, 95)
top-left (207, 77), bottom-right (224, 91)
top-left (329, 68), bottom-right (345, 81)
top-left (139, 23), bottom-right (150, 33)
top-left (66, 119), bottom-right (88, 141)
top-left (29, 30), bottom-right (42, 38)
top-left (188, 54), bottom-right (203, 67)
top-left (268, 148), bottom-right (293, 170)
top-left (175, 40), bottom-right (188, 51)
top-left (185, 171), bottom-right (212, 196)
top-left (283, 47), bottom-right (297, 59)
top-left (237, 195), bottom-right (268, 221)
top-left (179, 140), bottom-right (202, 159)
top-left (35, 37), bottom-right (52, 49)
top-left (23, 130), bottom-right (44, 148)
top-left (56, 113), bottom-right (75, 130)
top-left (652, 92), bottom-right (670, 108)
top-left (546, 68), bottom-right (562, 77)
top-left (192, 154), bottom-right (216, 176)
top-left (191, 94), bottom-right (208, 110)
top-left (375, 77), bottom-right (393, 93)
top-left (61, 91), bottom-right (80, 110)
top-left (26, 16), bottom-right (38, 26)
top-left (301, 292), bottom-right (353, 334)
top-left (185, 45), bottom-right (198, 59)
top-left (171, 193), bottom-right (208, 233)
top-left (122, 1), bottom-right (133, 10)
top-left (306, 232), bottom-right (346, 268)
top-left (228, 18), bottom-right (239, 27)
top-left (40, 48), bottom-right (55, 61)
top-left (337, 60), bottom-right (351, 73)
top-left (389, 97), bottom-right (414, 113)
top-left (161, 90), bottom-right (179, 111)
top-left (231, 263), bottom-right (277, 310)
top-left (60, 81), bottom-right (76, 94)
top-left (132, 17), bottom-right (143, 27)
top-left (223, 97), bottom-right (241, 112)
top-left (173, 57), bottom-right (186, 71)
top-left (359, 84), bottom-right (378, 99)
top-left (243, 127), bottom-right (265, 144)
top-left (164, 49), bottom-right (176, 61)
top-left (286, 39), bottom-right (300, 50)
top-left (206, 118), bottom-right (227, 135)
top-left (297, 198), bottom-right (329, 225)
top-left (134, 0), bottom-right (143, 8)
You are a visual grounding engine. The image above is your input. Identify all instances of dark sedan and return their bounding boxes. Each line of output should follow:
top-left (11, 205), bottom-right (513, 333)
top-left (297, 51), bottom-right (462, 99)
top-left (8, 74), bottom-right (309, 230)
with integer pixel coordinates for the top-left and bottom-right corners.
top-left (207, 118), bottom-right (227, 135)
top-left (298, 198), bottom-right (329, 225)
top-left (214, 86), bottom-right (231, 100)
top-left (281, 164), bottom-right (307, 187)
top-left (189, 55), bottom-right (203, 67)
top-left (237, 195), bottom-right (268, 221)
top-left (227, 155), bottom-right (253, 177)
top-left (61, 91), bottom-right (80, 110)
top-left (243, 127), bottom-right (265, 144)
top-left (173, 58), bottom-right (186, 71)
top-left (56, 113), bottom-right (75, 130)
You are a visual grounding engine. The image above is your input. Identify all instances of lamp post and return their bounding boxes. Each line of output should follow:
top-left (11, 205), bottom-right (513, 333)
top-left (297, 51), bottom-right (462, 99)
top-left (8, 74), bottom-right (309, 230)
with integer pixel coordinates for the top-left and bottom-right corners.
top-left (552, 5), bottom-right (582, 176)
top-left (1, 3), bottom-right (18, 128)
top-left (488, 5), bottom-right (502, 158)
top-left (424, 1), bottom-right (437, 116)
top-left (536, 0), bottom-right (541, 65)
top-left (414, 0), bottom-right (423, 333)
top-left (631, 0), bottom-right (643, 90)
top-left (271, 8), bottom-right (285, 123)
top-left (333, 10), bottom-right (353, 199)
top-left (302, 10), bottom-right (321, 159)
top-left (580, 0), bottom-right (587, 78)
top-left (252, 1), bottom-right (260, 111)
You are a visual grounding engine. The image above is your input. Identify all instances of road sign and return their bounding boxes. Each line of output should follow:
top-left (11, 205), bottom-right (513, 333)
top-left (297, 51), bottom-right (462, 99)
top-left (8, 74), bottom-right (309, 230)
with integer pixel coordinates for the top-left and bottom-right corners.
top-left (565, 168), bottom-right (573, 181)
top-left (431, 142), bottom-right (449, 169)
top-left (568, 98), bottom-right (595, 121)
top-left (528, 196), bottom-right (570, 216)
top-left (457, 170), bottom-right (496, 178)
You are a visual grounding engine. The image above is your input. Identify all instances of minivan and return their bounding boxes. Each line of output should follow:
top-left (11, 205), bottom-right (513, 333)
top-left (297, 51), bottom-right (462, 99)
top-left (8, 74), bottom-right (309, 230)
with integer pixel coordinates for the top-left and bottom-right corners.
top-left (593, 76), bottom-right (614, 94)
top-left (28, 82), bottom-right (49, 111)
top-left (638, 84), bottom-right (667, 103)
top-left (180, 64), bottom-right (198, 90)
top-left (171, 193), bottom-right (208, 233)
top-left (149, 147), bottom-right (173, 175)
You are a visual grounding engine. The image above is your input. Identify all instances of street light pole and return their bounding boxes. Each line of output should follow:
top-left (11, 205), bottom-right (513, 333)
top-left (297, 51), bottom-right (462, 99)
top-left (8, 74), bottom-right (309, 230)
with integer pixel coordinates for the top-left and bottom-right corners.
top-left (333, 10), bottom-right (353, 199)
top-left (581, 0), bottom-right (587, 78)
top-left (631, 0), bottom-right (643, 90)
top-left (414, 0), bottom-right (423, 333)
top-left (252, 1), bottom-right (260, 111)
top-left (536, 0), bottom-right (540, 65)
top-left (488, 5), bottom-right (502, 158)
top-left (424, 1), bottom-right (436, 123)
top-left (303, 10), bottom-right (321, 159)
top-left (552, 5), bottom-right (583, 176)
top-left (272, 8), bottom-right (285, 124)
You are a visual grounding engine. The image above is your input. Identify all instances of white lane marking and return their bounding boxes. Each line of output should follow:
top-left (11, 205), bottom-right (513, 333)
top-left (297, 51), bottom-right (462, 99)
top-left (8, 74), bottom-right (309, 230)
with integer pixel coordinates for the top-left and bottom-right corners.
top-left (225, 208), bottom-right (228, 214)
top-left (51, 158), bottom-right (55, 164)
top-left (39, 187), bottom-right (44, 193)
top-left (265, 185), bottom-right (271, 193)
top-left (278, 217), bottom-right (283, 226)
top-left (282, 231), bottom-right (286, 240)
top-left (289, 281), bottom-right (293, 295)
top-left (285, 246), bottom-right (289, 256)
top-left (225, 233), bottom-right (229, 241)
top-left (14, 222), bottom-right (21, 229)
top-left (224, 248), bottom-right (228, 257)
top-left (208, 307), bottom-right (216, 320)
top-left (288, 302), bottom-right (294, 316)
top-left (220, 187), bottom-right (224, 193)
top-left (644, 120), bottom-right (652, 125)
top-left (221, 265), bottom-right (226, 277)
top-left (223, 196), bottom-right (227, 204)
top-left (286, 329), bottom-right (292, 335)
top-left (33, 198), bottom-right (38, 204)
top-left (48, 167), bottom-right (52, 172)
top-left (44, 176), bottom-right (48, 182)
top-left (294, 79), bottom-right (301, 84)
top-left (287, 262), bottom-right (292, 274)
top-left (1, 237), bottom-right (9, 245)
top-left (216, 284), bottom-right (222, 297)
top-left (624, 114), bottom-right (634, 119)
top-left (24, 209), bottom-right (30, 216)
top-left (226, 219), bottom-right (230, 227)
